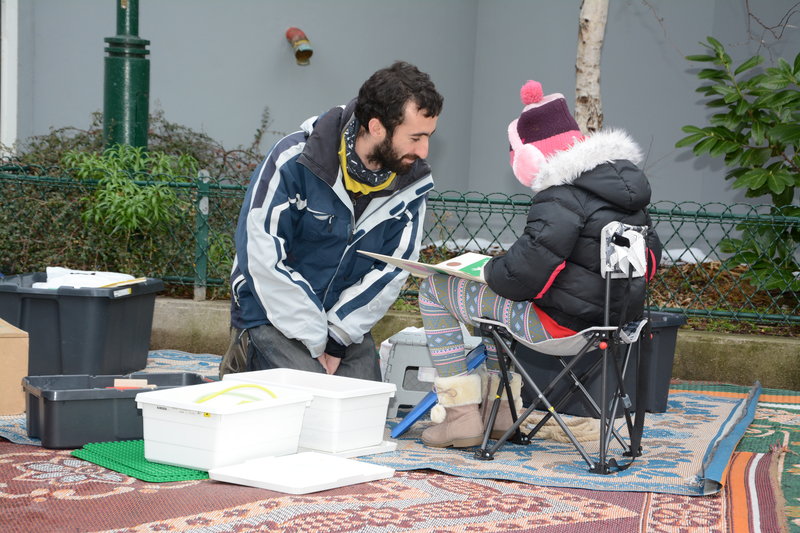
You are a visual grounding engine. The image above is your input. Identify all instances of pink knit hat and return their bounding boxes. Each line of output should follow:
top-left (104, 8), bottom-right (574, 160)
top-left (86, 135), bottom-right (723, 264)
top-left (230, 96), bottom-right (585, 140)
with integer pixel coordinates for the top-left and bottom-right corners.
top-left (508, 80), bottom-right (584, 187)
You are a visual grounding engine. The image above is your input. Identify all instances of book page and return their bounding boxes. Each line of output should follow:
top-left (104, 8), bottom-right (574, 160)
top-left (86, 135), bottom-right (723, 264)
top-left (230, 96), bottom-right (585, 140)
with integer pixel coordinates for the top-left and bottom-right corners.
top-left (434, 253), bottom-right (491, 280)
top-left (358, 251), bottom-right (490, 283)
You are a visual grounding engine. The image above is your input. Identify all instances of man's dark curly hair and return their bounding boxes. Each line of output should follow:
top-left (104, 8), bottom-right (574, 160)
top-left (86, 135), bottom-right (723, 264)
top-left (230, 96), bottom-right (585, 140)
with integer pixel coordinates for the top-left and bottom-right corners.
top-left (355, 61), bottom-right (443, 137)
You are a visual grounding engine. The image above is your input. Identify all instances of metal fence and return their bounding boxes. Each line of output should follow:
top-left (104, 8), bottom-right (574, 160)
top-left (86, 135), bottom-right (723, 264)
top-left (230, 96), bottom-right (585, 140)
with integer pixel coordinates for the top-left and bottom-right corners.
top-left (1, 168), bottom-right (797, 326)
top-left (424, 192), bottom-right (799, 326)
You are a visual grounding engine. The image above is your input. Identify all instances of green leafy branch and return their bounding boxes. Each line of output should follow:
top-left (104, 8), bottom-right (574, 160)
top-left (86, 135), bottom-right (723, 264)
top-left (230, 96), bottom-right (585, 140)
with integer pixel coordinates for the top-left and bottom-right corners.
top-left (676, 36), bottom-right (799, 205)
top-left (62, 144), bottom-right (198, 235)
top-left (676, 36), bottom-right (799, 292)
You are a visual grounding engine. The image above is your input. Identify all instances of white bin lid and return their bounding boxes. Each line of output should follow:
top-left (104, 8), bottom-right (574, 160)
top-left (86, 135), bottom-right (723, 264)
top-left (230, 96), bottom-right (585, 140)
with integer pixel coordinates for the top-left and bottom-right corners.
top-left (223, 368), bottom-right (396, 399)
top-left (208, 452), bottom-right (394, 494)
top-left (299, 440), bottom-right (397, 459)
top-left (135, 381), bottom-right (312, 415)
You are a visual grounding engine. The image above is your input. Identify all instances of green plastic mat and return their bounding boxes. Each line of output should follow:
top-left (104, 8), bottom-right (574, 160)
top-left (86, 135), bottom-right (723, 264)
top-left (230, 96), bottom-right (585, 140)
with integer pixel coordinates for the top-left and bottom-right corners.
top-left (72, 440), bottom-right (208, 482)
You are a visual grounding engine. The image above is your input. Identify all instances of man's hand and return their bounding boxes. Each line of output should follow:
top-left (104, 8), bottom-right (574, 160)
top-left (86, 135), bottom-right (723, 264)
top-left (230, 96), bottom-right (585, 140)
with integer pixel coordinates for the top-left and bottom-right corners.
top-left (319, 353), bottom-right (341, 375)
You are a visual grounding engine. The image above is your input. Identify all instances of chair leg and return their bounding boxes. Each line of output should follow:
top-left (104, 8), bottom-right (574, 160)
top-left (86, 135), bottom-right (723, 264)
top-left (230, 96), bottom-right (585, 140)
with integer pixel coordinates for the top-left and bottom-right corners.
top-left (547, 353), bottom-right (631, 452)
top-left (475, 329), bottom-right (529, 460)
top-left (477, 321), bottom-right (649, 474)
top-left (475, 324), bottom-right (596, 468)
top-left (593, 345), bottom-right (611, 474)
top-left (493, 349), bottom-right (527, 443)
top-left (542, 333), bottom-right (643, 472)
top-left (626, 337), bottom-right (648, 458)
top-left (591, 344), bottom-right (632, 469)
top-left (482, 372), bottom-right (524, 439)
top-left (590, 338), bottom-right (646, 474)
top-left (608, 343), bottom-right (638, 455)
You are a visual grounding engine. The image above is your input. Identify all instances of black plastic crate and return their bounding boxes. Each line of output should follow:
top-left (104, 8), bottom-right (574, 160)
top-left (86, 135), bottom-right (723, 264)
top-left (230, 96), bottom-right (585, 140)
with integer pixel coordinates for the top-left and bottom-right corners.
top-left (23, 372), bottom-right (209, 449)
top-left (517, 311), bottom-right (687, 417)
top-left (0, 273), bottom-right (163, 375)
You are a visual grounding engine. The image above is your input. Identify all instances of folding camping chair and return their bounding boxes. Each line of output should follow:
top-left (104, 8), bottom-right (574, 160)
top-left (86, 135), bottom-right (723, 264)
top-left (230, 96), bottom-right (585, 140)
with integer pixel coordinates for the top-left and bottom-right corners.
top-left (472, 221), bottom-right (651, 474)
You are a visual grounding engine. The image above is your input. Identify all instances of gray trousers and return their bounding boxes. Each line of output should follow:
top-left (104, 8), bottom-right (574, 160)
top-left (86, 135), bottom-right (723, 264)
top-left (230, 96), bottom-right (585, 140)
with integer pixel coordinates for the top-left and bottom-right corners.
top-left (220, 324), bottom-right (381, 382)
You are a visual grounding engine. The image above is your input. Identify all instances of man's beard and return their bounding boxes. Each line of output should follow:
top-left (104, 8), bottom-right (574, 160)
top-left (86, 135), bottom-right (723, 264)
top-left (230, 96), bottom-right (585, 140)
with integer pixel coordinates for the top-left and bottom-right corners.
top-left (367, 136), bottom-right (417, 174)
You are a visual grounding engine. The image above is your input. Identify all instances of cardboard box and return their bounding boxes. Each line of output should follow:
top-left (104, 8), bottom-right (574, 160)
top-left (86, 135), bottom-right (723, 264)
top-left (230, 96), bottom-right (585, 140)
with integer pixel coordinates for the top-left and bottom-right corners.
top-left (0, 318), bottom-right (28, 415)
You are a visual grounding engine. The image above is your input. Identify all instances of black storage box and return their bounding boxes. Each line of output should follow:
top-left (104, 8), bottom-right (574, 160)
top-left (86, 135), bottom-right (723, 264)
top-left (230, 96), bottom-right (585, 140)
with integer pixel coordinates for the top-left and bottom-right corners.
top-left (517, 311), bottom-right (687, 417)
top-left (23, 372), bottom-right (208, 449)
top-left (0, 273), bottom-right (163, 376)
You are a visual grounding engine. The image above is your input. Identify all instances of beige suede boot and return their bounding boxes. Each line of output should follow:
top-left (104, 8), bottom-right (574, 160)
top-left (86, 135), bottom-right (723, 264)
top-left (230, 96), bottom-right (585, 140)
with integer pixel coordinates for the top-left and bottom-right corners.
top-left (421, 373), bottom-right (484, 448)
top-left (482, 372), bottom-right (523, 439)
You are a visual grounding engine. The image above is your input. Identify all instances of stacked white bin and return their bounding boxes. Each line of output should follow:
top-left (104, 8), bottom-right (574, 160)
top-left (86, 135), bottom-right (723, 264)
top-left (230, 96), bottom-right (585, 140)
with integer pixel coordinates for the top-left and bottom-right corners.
top-left (223, 369), bottom-right (396, 454)
top-left (136, 380), bottom-right (312, 471)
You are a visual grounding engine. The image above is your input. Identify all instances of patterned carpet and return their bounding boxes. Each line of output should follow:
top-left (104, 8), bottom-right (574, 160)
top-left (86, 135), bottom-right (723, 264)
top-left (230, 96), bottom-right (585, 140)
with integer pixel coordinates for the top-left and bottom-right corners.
top-left (369, 389), bottom-right (757, 496)
top-left (0, 437), bottom-right (779, 533)
top-left (720, 388), bottom-right (800, 532)
top-left (0, 351), bottom-right (797, 532)
top-left (0, 435), bottom-right (790, 533)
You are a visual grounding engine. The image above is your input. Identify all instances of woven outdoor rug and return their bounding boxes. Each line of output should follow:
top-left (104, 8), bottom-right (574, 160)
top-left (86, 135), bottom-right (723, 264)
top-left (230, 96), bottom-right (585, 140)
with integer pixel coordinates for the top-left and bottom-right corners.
top-left (693, 383), bottom-right (800, 533)
top-left (0, 436), bottom-right (780, 533)
top-left (138, 349), bottom-right (221, 378)
top-left (0, 435), bottom-right (791, 533)
top-left (1, 350), bottom-right (797, 531)
top-left (366, 387), bottom-right (759, 497)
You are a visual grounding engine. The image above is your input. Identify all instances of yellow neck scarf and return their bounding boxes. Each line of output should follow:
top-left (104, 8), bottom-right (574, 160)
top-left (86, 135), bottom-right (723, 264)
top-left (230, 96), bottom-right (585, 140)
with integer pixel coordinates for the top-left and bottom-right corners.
top-left (339, 134), bottom-right (396, 195)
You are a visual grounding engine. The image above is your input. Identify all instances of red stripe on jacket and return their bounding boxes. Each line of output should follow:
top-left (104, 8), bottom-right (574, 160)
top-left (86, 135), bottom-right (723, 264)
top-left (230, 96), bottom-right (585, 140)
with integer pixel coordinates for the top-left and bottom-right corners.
top-left (531, 261), bottom-right (575, 338)
top-left (534, 261), bottom-right (565, 300)
top-left (647, 248), bottom-right (657, 281)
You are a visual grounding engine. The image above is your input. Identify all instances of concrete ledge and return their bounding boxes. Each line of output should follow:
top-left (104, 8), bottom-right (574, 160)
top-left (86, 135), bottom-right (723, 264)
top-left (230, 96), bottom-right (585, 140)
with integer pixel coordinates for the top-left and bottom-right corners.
top-left (150, 298), bottom-right (231, 355)
top-left (150, 297), bottom-right (800, 390)
top-left (149, 299), bottom-right (422, 356)
top-left (674, 331), bottom-right (800, 391)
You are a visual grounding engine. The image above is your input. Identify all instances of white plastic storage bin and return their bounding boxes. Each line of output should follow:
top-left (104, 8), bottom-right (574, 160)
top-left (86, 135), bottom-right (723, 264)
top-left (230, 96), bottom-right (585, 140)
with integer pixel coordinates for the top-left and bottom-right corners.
top-left (223, 369), bottom-right (396, 454)
top-left (135, 380), bottom-right (312, 471)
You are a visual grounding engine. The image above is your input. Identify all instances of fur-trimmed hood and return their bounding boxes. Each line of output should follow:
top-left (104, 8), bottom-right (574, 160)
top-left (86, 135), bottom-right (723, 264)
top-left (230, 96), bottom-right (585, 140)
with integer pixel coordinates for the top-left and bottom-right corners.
top-left (531, 129), bottom-right (644, 194)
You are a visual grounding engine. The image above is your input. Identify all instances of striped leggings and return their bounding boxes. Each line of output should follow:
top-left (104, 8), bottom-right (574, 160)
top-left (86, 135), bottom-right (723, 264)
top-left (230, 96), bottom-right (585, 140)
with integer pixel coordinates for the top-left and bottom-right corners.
top-left (418, 274), bottom-right (552, 377)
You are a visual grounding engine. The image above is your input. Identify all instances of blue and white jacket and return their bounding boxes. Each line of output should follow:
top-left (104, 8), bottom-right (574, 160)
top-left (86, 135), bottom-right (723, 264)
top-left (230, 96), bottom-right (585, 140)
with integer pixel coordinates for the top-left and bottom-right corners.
top-left (230, 99), bottom-right (434, 357)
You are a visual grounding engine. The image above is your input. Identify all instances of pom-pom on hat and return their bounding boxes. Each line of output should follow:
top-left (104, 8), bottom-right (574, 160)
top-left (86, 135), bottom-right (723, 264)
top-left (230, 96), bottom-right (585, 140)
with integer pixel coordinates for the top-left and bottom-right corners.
top-left (508, 80), bottom-right (584, 187)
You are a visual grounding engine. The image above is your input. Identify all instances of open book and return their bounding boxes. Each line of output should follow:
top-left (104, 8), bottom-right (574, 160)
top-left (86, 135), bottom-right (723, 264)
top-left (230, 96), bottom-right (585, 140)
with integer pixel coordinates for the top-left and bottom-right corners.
top-left (358, 251), bottom-right (491, 283)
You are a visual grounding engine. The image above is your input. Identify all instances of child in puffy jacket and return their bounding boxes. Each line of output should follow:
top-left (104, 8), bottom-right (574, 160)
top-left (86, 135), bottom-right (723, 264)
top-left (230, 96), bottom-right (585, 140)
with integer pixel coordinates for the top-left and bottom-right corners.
top-left (418, 79), bottom-right (662, 448)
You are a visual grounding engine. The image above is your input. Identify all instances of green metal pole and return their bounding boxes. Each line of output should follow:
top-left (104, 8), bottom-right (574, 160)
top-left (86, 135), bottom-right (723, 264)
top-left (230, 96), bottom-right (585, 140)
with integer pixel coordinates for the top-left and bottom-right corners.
top-left (103, 0), bottom-right (150, 149)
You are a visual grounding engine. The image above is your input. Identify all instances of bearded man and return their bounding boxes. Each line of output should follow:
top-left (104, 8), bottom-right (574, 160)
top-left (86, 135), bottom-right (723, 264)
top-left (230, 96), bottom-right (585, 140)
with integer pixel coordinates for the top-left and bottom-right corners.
top-left (224, 61), bottom-right (443, 380)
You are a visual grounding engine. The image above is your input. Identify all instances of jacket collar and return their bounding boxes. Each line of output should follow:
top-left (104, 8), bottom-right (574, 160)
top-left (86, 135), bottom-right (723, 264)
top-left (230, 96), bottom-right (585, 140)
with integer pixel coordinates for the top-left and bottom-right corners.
top-left (531, 129), bottom-right (643, 194)
top-left (296, 101), bottom-right (353, 187)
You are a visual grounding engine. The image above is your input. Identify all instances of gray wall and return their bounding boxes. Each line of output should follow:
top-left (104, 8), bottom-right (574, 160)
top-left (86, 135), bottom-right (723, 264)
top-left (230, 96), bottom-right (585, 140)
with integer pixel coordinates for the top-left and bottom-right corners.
top-left (469, 0), bottom-right (800, 204)
top-left (11, 0), bottom-right (800, 205)
top-left (15, 0), bottom-right (478, 193)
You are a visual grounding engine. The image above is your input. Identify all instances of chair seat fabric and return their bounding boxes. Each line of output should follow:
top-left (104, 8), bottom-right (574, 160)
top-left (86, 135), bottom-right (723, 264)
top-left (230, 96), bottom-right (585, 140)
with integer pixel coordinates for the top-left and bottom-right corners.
top-left (472, 316), bottom-right (647, 357)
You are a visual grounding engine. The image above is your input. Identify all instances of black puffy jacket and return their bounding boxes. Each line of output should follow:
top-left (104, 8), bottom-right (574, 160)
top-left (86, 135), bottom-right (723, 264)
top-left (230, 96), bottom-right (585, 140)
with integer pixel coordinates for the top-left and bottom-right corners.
top-left (484, 129), bottom-right (662, 333)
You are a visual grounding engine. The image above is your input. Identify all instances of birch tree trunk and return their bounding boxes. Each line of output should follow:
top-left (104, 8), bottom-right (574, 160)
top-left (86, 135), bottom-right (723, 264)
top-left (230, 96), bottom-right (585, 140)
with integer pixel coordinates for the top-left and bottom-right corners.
top-left (575, 0), bottom-right (609, 134)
